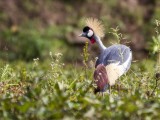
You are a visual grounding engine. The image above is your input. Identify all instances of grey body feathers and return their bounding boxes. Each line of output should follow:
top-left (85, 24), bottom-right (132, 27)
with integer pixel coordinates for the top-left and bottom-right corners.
top-left (96, 44), bottom-right (132, 71)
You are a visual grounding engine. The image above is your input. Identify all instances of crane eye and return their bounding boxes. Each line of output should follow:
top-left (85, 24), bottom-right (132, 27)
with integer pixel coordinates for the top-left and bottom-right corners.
top-left (87, 30), bottom-right (93, 37)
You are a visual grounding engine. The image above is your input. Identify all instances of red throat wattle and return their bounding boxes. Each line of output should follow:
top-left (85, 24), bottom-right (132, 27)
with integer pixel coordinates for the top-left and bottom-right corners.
top-left (90, 37), bottom-right (96, 44)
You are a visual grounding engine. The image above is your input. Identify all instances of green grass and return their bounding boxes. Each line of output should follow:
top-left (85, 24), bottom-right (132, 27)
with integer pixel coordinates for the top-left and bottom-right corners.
top-left (0, 20), bottom-right (160, 119)
top-left (0, 52), bottom-right (160, 120)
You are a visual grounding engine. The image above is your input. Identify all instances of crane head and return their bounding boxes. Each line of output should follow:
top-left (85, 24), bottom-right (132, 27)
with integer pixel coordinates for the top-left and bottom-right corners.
top-left (79, 18), bottom-right (105, 44)
top-left (79, 26), bottom-right (96, 44)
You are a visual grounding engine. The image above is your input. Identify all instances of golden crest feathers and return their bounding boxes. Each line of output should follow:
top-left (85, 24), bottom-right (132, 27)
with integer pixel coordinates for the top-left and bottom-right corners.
top-left (85, 18), bottom-right (105, 38)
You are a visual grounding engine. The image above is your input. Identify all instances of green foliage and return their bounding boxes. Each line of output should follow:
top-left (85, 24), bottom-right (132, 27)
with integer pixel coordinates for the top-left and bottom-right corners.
top-left (0, 54), bottom-right (160, 119)
top-left (0, 64), bottom-right (12, 81)
top-left (0, 24), bottom-right (75, 61)
top-left (109, 26), bottom-right (126, 44)
top-left (151, 35), bottom-right (160, 54)
top-left (45, 52), bottom-right (64, 92)
top-left (0, 0), bottom-right (160, 119)
top-left (149, 20), bottom-right (160, 72)
top-left (0, 27), bottom-right (44, 61)
top-left (82, 41), bottom-right (89, 67)
top-left (149, 20), bottom-right (160, 54)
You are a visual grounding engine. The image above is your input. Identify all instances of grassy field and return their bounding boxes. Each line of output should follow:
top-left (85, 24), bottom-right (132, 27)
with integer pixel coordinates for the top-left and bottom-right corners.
top-left (1, 22), bottom-right (160, 120)
top-left (1, 0), bottom-right (160, 119)
top-left (0, 51), bottom-right (160, 120)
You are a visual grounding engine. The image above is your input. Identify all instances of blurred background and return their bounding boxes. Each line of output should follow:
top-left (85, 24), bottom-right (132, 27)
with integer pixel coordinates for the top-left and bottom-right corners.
top-left (0, 0), bottom-right (160, 63)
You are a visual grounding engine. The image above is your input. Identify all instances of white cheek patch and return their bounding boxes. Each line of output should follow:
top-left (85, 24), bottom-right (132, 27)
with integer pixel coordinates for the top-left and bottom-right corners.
top-left (87, 30), bottom-right (93, 37)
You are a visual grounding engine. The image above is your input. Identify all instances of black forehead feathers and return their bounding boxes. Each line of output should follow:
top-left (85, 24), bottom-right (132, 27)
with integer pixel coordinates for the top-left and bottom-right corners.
top-left (83, 26), bottom-right (90, 32)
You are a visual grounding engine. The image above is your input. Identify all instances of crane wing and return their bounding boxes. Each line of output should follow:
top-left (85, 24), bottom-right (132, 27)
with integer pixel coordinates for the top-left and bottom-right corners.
top-left (95, 45), bottom-right (132, 86)
top-left (96, 44), bottom-right (132, 71)
top-left (94, 64), bottom-right (109, 94)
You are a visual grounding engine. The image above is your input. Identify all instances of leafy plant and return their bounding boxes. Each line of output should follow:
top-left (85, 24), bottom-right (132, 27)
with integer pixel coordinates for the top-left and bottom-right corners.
top-left (109, 26), bottom-right (124, 44)
top-left (149, 20), bottom-right (160, 72)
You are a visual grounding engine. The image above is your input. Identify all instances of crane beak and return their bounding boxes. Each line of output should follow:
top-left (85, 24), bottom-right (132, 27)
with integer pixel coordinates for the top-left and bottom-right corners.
top-left (79, 32), bottom-right (86, 37)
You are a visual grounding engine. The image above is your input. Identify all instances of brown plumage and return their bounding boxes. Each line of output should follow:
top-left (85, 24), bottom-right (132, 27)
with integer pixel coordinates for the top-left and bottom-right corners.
top-left (94, 64), bottom-right (109, 94)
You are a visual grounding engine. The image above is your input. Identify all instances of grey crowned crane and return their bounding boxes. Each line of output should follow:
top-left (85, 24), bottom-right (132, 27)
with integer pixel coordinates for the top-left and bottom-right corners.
top-left (79, 18), bottom-right (132, 94)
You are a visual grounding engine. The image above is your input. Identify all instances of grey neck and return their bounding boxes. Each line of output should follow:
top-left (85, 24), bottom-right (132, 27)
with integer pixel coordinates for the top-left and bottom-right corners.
top-left (94, 35), bottom-right (106, 52)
